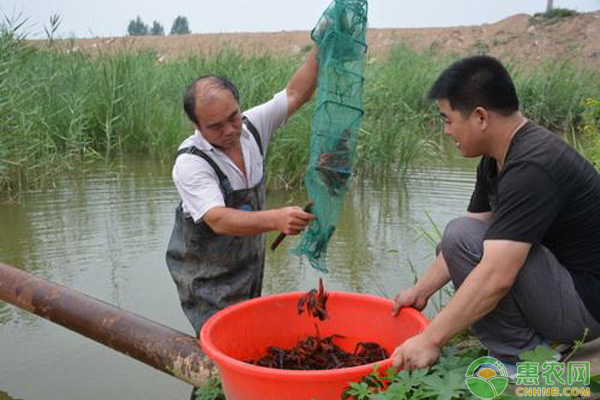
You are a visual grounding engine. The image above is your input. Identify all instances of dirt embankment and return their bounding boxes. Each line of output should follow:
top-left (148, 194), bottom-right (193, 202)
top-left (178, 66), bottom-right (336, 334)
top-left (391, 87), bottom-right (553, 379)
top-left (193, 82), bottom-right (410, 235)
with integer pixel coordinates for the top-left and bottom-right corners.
top-left (38, 11), bottom-right (600, 69)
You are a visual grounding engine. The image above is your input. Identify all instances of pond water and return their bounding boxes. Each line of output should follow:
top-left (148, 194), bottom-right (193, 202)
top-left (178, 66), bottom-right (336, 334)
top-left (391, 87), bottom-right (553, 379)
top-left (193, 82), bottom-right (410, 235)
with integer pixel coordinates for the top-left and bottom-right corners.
top-left (0, 158), bottom-right (476, 400)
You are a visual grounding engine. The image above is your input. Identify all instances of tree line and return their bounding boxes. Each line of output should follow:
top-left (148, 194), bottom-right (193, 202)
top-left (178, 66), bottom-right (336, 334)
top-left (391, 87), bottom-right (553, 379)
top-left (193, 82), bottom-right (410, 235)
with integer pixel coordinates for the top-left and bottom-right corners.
top-left (127, 15), bottom-right (190, 36)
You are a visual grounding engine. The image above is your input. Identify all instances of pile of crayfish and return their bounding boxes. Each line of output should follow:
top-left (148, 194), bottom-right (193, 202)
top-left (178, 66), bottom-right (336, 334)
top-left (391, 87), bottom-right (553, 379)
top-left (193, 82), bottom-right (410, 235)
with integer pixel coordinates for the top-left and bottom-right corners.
top-left (247, 333), bottom-right (388, 370)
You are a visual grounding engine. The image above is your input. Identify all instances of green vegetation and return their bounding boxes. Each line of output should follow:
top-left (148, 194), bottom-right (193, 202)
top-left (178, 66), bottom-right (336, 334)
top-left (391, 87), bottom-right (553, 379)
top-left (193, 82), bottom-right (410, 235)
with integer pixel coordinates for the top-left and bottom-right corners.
top-left (170, 16), bottom-right (191, 35)
top-left (124, 15), bottom-right (191, 37)
top-left (127, 16), bottom-right (149, 36)
top-left (469, 39), bottom-right (490, 56)
top-left (343, 345), bottom-right (600, 400)
top-left (580, 98), bottom-right (600, 168)
top-left (531, 8), bottom-right (579, 25)
top-left (1, 23), bottom-right (600, 194)
top-left (44, 14), bottom-right (61, 44)
top-left (359, 44), bottom-right (444, 176)
top-left (193, 377), bottom-right (226, 400)
top-left (127, 17), bottom-right (166, 36)
top-left (150, 21), bottom-right (165, 36)
top-left (512, 60), bottom-right (600, 134)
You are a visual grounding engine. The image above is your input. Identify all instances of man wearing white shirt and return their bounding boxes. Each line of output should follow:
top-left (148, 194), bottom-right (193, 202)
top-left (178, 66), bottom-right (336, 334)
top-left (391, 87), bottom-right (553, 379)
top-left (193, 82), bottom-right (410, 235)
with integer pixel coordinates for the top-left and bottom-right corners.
top-left (166, 49), bottom-right (318, 336)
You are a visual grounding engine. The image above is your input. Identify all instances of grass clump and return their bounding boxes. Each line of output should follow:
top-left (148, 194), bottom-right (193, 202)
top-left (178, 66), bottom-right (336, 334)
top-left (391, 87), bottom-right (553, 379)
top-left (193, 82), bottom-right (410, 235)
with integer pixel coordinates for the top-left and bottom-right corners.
top-left (580, 97), bottom-right (600, 169)
top-left (512, 60), bottom-right (600, 133)
top-left (359, 45), bottom-right (445, 176)
top-left (531, 8), bottom-right (579, 25)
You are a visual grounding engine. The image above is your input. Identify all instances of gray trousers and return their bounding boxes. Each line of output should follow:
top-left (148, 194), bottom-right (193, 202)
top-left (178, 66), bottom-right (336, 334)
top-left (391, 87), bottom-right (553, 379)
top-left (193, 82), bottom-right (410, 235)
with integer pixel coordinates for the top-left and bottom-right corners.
top-left (442, 216), bottom-right (600, 362)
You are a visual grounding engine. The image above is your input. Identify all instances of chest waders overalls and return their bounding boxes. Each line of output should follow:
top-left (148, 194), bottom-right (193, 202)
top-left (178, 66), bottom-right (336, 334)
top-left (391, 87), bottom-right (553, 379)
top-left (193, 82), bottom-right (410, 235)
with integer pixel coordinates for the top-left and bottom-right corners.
top-left (166, 118), bottom-right (266, 336)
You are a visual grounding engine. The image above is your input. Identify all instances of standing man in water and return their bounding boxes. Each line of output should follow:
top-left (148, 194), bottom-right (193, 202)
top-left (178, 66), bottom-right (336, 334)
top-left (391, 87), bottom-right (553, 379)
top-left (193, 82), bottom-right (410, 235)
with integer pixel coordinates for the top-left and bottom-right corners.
top-left (166, 49), bottom-right (318, 336)
top-left (391, 55), bottom-right (600, 373)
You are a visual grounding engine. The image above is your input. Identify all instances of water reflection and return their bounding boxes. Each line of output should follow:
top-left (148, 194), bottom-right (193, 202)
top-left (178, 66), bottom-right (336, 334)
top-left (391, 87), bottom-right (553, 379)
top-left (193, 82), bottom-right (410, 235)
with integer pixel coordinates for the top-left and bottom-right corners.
top-left (263, 166), bottom-right (478, 300)
top-left (0, 159), bottom-right (476, 400)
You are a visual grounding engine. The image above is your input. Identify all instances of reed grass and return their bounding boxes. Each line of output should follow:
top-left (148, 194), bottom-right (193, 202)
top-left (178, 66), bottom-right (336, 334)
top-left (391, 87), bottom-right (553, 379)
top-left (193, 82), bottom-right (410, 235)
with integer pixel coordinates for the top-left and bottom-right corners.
top-left (2, 24), bottom-right (600, 194)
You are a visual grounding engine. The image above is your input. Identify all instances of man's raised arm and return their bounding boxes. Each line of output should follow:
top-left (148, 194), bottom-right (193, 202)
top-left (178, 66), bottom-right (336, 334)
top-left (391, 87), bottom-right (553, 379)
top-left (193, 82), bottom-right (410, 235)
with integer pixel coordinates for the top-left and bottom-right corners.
top-left (286, 47), bottom-right (319, 117)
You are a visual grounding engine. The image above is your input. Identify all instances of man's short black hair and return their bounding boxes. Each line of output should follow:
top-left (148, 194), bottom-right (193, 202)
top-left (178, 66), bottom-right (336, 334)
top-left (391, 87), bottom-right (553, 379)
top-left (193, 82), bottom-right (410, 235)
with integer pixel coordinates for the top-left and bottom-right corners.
top-left (183, 75), bottom-right (240, 125)
top-left (427, 55), bottom-right (519, 117)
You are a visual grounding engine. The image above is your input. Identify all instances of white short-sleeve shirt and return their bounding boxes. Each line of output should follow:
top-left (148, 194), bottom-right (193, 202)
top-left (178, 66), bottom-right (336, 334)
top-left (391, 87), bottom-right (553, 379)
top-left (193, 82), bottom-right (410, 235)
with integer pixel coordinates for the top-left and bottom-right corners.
top-left (173, 89), bottom-right (288, 222)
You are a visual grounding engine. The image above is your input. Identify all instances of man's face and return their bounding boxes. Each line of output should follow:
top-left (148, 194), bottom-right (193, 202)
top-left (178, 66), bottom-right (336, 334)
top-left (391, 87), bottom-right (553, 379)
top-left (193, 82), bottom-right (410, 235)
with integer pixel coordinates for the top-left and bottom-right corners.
top-left (195, 89), bottom-right (243, 150)
top-left (438, 99), bottom-right (484, 158)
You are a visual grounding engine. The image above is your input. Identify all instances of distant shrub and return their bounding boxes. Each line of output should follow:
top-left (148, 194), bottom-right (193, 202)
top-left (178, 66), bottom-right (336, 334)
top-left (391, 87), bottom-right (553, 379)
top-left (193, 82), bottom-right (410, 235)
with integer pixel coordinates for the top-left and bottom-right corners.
top-left (170, 16), bottom-right (191, 35)
top-left (543, 8), bottom-right (579, 19)
top-left (469, 39), bottom-right (489, 55)
top-left (127, 16), bottom-right (148, 36)
top-left (150, 21), bottom-right (164, 36)
top-left (531, 8), bottom-right (578, 24)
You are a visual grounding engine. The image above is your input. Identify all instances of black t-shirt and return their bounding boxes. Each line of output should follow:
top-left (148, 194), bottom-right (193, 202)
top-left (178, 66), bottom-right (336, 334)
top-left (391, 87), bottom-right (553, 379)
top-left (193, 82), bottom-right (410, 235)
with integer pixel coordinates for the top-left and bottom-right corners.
top-left (468, 121), bottom-right (600, 322)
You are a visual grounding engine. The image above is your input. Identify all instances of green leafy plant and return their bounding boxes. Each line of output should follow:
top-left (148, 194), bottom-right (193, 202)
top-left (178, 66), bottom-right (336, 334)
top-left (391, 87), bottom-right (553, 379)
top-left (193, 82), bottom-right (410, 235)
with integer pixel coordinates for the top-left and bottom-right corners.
top-left (344, 344), bottom-right (600, 400)
top-left (342, 346), bottom-right (486, 400)
top-left (194, 377), bottom-right (226, 400)
top-left (498, 345), bottom-right (596, 400)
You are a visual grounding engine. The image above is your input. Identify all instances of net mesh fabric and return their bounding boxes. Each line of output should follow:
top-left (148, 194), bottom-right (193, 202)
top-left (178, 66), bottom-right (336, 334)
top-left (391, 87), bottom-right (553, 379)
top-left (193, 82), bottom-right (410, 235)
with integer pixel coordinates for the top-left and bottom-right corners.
top-left (293, 0), bottom-right (368, 272)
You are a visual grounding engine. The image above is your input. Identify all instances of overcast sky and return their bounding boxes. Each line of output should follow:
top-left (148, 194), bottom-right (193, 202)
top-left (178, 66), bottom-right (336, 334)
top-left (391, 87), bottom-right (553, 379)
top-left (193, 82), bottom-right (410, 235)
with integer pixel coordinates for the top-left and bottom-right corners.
top-left (1, 0), bottom-right (599, 39)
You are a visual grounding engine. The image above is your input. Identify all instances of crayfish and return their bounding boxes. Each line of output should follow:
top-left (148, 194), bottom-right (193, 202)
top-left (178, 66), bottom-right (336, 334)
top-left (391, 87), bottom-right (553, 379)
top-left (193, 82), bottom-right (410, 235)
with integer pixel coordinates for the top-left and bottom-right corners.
top-left (247, 333), bottom-right (389, 370)
top-left (297, 278), bottom-right (328, 320)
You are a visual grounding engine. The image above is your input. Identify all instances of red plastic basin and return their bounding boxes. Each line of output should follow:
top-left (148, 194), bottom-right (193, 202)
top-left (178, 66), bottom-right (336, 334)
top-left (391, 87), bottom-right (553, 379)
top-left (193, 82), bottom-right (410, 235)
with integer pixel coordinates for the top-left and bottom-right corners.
top-left (200, 291), bottom-right (428, 400)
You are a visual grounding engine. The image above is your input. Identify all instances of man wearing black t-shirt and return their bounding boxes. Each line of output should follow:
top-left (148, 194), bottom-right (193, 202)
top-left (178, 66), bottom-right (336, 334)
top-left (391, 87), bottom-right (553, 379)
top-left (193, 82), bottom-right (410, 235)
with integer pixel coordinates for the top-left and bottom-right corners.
top-left (390, 55), bottom-right (600, 371)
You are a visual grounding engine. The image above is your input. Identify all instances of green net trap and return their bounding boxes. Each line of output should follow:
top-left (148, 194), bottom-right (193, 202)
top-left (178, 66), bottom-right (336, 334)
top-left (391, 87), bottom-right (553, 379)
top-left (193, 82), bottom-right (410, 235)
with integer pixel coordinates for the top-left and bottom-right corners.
top-left (293, 0), bottom-right (368, 272)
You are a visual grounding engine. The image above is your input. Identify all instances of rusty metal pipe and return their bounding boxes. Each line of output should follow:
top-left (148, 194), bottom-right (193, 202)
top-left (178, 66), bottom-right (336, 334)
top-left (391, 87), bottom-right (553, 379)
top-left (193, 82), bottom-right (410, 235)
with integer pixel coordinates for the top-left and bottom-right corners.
top-left (0, 262), bottom-right (215, 387)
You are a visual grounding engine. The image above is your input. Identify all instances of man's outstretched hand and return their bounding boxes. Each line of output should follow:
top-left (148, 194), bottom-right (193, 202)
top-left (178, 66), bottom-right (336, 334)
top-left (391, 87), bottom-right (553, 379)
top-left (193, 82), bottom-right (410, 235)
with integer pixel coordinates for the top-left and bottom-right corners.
top-left (275, 206), bottom-right (315, 235)
top-left (391, 287), bottom-right (428, 316)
